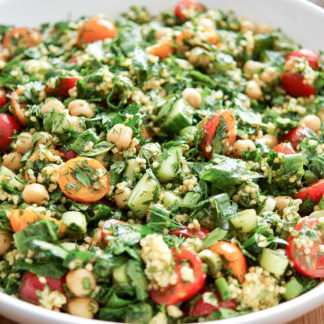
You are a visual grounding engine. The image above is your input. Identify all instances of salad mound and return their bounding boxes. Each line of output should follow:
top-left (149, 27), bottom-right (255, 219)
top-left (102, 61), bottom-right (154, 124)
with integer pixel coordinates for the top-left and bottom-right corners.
top-left (0, 0), bottom-right (323, 322)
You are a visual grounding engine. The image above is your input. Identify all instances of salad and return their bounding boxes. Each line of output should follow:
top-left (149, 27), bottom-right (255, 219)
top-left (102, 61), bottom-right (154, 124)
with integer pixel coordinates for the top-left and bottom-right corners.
top-left (0, 0), bottom-right (324, 322)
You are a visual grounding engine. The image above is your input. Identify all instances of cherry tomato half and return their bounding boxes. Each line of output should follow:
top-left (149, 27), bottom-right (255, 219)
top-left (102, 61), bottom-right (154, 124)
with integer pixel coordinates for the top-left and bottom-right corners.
top-left (175, 0), bottom-right (205, 21)
top-left (281, 72), bottom-right (315, 98)
top-left (169, 227), bottom-right (211, 239)
top-left (77, 17), bottom-right (117, 47)
top-left (287, 49), bottom-right (320, 70)
top-left (19, 271), bottom-right (66, 305)
top-left (282, 127), bottom-right (312, 150)
top-left (294, 179), bottom-right (324, 205)
top-left (0, 113), bottom-right (20, 152)
top-left (200, 110), bottom-right (236, 159)
top-left (2, 27), bottom-right (42, 54)
top-left (185, 290), bottom-right (237, 317)
top-left (101, 219), bottom-right (126, 245)
top-left (272, 142), bottom-right (296, 155)
top-left (149, 248), bottom-right (206, 305)
top-left (287, 217), bottom-right (324, 278)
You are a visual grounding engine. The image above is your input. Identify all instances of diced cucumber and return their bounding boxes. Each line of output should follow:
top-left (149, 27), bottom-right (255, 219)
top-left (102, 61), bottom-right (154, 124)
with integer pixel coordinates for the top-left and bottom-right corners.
top-left (161, 190), bottom-right (182, 209)
top-left (283, 278), bottom-right (304, 300)
top-left (230, 209), bottom-right (257, 233)
top-left (124, 159), bottom-right (138, 182)
top-left (113, 263), bottom-right (130, 288)
top-left (61, 211), bottom-right (87, 237)
top-left (162, 99), bottom-right (194, 133)
top-left (128, 172), bottom-right (159, 218)
top-left (260, 248), bottom-right (289, 277)
top-left (155, 146), bottom-right (182, 183)
top-left (0, 165), bottom-right (25, 191)
top-left (179, 126), bottom-right (197, 143)
top-left (180, 192), bottom-right (201, 209)
top-left (198, 249), bottom-right (223, 276)
top-left (125, 303), bottom-right (153, 324)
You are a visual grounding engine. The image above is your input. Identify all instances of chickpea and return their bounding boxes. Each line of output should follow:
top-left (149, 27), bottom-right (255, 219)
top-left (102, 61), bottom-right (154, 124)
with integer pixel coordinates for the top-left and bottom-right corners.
top-left (16, 132), bottom-right (33, 154)
top-left (232, 139), bottom-right (256, 157)
top-left (260, 67), bottom-right (278, 84)
top-left (255, 24), bottom-right (274, 34)
top-left (187, 48), bottom-right (210, 67)
top-left (22, 184), bottom-right (49, 205)
top-left (66, 269), bottom-right (96, 297)
top-left (40, 98), bottom-right (65, 115)
top-left (67, 297), bottom-right (99, 319)
top-left (106, 124), bottom-right (133, 151)
top-left (2, 152), bottom-right (22, 171)
top-left (90, 228), bottom-right (102, 247)
top-left (262, 134), bottom-right (279, 148)
top-left (70, 116), bottom-right (85, 132)
top-left (155, 27), bottom-right (172, 40)
top-left (243, 60), bottom-right (264, 77)
top-left (199, 18), bottom-right (216, 31)
top-left (275, 196), bottom-right (291, 213)
top-left (318, 109), bottom-right (324, 122)
top-left (114, 187), bottom-right (132, 209)
top-left (240, 20), bottom-right (255, 32)
top-left (0, 230), bottom-right (12, 255)
top-left (182, 88), bottom-right (202, 109)
top-left (68, 100), bottom-right (94, 118)
top-left (301, 114), bottom-right (321, 133)
top-left (245, 80), bottom-right (262, 100)
top-left (35, 132), bottom-right (54, 149)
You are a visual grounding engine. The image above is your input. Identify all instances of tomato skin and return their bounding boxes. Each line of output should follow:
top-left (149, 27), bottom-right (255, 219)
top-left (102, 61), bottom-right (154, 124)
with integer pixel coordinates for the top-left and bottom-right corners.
top-left (281, 72), bottom-right (315, 97)
top-left (186, 291), bottom-right (237, 317)
top-left (282, 127), bottom-right (311, 150)
top-left (287, 218), bottom-right (324, 278)
top-left (19, 271), bottom-right (66, 305)
top-left (272, 142), bottom-right (296, 155)
top-left (294, 179), bottom-right (324, 205)
top-left (77, 17), bottom-right (117, 47)
top-left (101, 219), bottom-right (126, 245)
top-left (169, 227), bottom-right (211, 239)
top-left (0, 89), bottom-right (6, 107)
top-left (0, 113), bottom-right (20, 152)
top-left (62, 149), bottom-right (77, 161)
top-left (54, 77), bottom-right (80, 97)
top-left (175, 0), bottom-right (205, 21)
top-left (149, 248), bottom-right (206, 305)
top-left (200, 110), bottom-right (236, 159)
top-left (287, 49), bottom-right (320, 70)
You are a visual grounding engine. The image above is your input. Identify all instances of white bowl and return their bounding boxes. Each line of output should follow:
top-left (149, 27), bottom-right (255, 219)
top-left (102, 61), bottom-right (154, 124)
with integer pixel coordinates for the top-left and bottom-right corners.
top-left (0, 0), bottom-right (323, 323)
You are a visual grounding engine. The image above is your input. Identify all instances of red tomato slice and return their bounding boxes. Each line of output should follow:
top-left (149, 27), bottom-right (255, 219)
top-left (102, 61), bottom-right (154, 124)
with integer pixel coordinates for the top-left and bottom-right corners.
top-left (287, 49), bottom-right (320, 70)
top-left (169, 227), bottom-right (210, 239)
top-left (0, 113), bottom-right (20, 152)
top-left (175, 0), bottom-right (205, 21)
top-left (272, 142), bottom-right (296, 155)
top-left (281, 72), bottom-right (315, 97)
top-left (19, 271), bottom-right (66, 305)
top-left (46, 77), bottom-right (81, 97)
top-left (62, 149), bottom-right (78, 161)
top-left (200, 110), bottom-right (236, 159)
top-left (185, 291), bottom-right (237, 317)
top-left (101, 219), bottom-right (126, 245)
top-left (282, 127), bottom-right (311, 150)
top-left (0, 89), bottom-right (6, 107)
top-left (287, 218), bottom-right (324, 278)
top-left (294, 179), bottom-right (324, 205)
top-left (149, 248), bottom-right (206, 305)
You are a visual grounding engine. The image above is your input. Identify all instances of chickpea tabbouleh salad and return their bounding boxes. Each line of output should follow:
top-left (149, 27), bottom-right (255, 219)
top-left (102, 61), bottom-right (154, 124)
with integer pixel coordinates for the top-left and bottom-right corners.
top-left (0, 0), bottom-right (324, 322)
